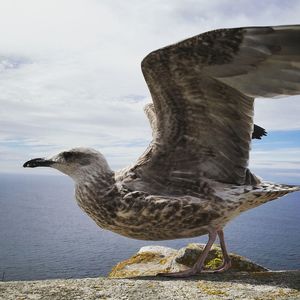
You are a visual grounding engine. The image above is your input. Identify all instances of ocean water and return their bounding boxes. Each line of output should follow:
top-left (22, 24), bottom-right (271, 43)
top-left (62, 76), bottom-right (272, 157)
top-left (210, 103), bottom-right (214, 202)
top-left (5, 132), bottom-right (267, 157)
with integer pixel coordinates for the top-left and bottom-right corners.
top-left (0, 173), bottom-right (299, 281)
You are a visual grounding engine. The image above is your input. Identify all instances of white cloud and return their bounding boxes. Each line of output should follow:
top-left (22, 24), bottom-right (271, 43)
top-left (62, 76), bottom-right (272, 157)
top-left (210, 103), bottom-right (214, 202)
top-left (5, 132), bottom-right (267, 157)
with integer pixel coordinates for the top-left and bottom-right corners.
top-left (250, 147), bottom-right (300, 170)
top-left (1, 0), bottom-right (300, 173)
top-left (254, 97), bottom-right (300, 131)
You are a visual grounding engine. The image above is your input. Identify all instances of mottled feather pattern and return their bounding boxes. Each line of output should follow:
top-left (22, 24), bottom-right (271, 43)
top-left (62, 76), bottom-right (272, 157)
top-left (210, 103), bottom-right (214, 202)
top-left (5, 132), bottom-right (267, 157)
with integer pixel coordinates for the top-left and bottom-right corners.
top-left (75, 171), bottom-right (299, 240)
top-left (65, 26), bottom-right (300, 242)
top-left (137, 25), bottom-right (300, 187)
top-left (140, 37), bottom-right (254, 185)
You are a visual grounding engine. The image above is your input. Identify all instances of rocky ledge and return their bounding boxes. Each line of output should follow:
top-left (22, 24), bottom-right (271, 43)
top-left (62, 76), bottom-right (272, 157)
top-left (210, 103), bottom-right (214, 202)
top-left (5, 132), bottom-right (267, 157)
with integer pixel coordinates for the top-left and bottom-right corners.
top-left (1, 244), bottom-right (299, 300)
top-left (109, 243), bottom-right (268, 278)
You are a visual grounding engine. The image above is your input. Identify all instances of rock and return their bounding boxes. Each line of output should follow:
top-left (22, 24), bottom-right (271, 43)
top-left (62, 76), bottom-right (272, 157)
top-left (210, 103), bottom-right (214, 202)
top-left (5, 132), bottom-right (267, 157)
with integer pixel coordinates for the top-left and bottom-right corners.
top-left (176, 243), bottom-right (268, 272)
top-left (109, 243), bottom-right (268, 278)
top-left (1, 271), bottom-right (300, 300)
top-left (2, 244), bottom-right (297, 299)
top-left (108, 246), bottom-right (181, 278)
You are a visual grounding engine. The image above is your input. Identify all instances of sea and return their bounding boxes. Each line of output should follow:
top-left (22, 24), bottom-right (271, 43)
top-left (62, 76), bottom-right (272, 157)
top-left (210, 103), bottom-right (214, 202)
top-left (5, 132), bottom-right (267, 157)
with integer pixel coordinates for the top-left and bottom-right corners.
top-left (0, 173), bottom-right (299, 281)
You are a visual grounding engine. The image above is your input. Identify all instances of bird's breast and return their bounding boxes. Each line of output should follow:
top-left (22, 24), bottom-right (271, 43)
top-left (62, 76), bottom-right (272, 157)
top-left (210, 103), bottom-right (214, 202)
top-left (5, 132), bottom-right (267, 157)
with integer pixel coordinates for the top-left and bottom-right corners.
top-left (75, 182), bottom-right (234, 240)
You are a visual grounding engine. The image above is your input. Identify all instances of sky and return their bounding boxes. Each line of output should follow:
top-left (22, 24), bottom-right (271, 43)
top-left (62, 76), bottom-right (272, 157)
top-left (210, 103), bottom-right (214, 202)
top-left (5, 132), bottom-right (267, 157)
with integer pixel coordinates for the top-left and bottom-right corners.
top-left (0, 0), bottom-right (300, 183)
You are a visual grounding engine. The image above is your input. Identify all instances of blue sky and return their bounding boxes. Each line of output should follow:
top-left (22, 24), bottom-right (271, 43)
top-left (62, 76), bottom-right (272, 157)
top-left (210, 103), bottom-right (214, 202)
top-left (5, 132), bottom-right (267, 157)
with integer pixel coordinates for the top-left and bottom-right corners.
top-left (250, 130), bottom-right (300, 184)
top-left (0, 0), bottom-right (300, 183)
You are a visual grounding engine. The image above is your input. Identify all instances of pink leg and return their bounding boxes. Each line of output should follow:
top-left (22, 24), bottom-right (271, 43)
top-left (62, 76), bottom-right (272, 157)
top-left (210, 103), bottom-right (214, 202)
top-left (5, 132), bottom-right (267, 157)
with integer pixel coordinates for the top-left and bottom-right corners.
top-left (203, 229), bottom-right (231, 273)
top-left (158, 230), bottom-right (218, 278)
top-left (216, 229), bottom-right (231, 272)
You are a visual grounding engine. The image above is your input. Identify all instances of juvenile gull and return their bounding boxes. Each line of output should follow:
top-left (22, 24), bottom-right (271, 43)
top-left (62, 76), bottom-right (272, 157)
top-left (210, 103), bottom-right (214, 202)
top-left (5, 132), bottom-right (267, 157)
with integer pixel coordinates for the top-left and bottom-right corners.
top-left (24, 25), bottom-right (300, 277)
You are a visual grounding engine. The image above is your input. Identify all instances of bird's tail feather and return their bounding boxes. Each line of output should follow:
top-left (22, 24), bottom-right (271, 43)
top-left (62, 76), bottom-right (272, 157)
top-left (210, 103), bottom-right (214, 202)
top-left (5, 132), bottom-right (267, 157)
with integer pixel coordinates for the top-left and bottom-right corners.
top-left (250, 182), bottom-right (299, 205)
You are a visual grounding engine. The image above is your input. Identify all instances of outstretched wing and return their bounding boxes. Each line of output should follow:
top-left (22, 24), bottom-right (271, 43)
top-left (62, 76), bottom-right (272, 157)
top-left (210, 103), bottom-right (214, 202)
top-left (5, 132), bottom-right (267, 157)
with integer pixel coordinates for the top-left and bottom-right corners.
top-left (145, 102), bottom-right (267, 140)
top-left (137, 25), bottom-right (300, 186)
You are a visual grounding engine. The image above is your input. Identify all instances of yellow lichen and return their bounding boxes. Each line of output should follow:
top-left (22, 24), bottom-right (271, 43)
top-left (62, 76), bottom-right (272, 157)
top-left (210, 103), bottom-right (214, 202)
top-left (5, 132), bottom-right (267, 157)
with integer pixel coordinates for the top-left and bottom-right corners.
top-left (129, 252), bottom-right (160, 264)
top-left (109, 252), bottom-right (161, 278)
top-left (205, 257), bottom-right (223, 269)
top-left (253, 288), bottom-right (300, 300)
top-left (159, 258), bottom-right (168, 265)
top-left (269, 288), bottom-right (300, 298)
top-left (197, 282), bottom-right (228, 296)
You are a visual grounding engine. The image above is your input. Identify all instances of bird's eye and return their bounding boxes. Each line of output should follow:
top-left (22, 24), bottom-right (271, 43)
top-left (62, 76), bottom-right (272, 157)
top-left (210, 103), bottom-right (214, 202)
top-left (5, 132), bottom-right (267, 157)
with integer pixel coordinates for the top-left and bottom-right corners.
top-left (61, 151), bottom-right (91, 165)
top-left (62, 152), bottom-right (74, 161)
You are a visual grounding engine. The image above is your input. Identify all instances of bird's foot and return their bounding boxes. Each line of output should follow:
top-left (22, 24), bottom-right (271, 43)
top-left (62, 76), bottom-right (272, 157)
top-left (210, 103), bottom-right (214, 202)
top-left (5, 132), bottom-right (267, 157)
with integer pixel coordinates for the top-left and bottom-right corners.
top-left (157, 260), bottom-right (231, 277)
top-left (157, 267), bottom-right (200, 278)
top-left (202, 260), bottom-right (232, 273)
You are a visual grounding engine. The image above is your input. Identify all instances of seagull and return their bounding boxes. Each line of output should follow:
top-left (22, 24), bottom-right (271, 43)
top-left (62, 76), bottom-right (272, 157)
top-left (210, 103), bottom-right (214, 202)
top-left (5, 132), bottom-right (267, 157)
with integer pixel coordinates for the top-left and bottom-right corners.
top-left (24, 25), bottom-right (300, 277)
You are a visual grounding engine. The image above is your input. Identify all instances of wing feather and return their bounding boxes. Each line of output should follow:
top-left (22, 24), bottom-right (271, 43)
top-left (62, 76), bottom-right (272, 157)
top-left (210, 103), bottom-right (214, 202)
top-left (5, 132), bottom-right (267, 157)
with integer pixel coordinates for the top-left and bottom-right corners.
top-left (136, 25), bottom-right (300, 187)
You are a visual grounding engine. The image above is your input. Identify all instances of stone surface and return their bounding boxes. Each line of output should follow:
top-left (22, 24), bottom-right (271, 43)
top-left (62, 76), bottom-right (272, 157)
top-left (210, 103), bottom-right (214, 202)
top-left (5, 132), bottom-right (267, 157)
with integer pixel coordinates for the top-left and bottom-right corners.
top-left (1, 271), bottom-right (300, 300)
top-left (109, 243), bottom-right (268, 278)
top-left (1, 245), bottom-right (299, 299)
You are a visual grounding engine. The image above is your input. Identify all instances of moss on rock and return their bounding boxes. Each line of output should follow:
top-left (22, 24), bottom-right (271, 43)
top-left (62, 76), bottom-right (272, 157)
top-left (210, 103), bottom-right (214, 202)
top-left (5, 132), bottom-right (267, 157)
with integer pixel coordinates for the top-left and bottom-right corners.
top-left (109, 252), bottom-right (162, 278)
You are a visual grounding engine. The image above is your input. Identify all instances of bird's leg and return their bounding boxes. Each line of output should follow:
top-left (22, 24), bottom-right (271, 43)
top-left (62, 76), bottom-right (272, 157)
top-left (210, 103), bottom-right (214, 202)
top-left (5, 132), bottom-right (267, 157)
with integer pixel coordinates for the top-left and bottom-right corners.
top-left (202, 229), bottom-right (231, 273)
top-left (158, 230), bottom-right (217, 278)
top-left (215, 229), bottom-right (232, 272)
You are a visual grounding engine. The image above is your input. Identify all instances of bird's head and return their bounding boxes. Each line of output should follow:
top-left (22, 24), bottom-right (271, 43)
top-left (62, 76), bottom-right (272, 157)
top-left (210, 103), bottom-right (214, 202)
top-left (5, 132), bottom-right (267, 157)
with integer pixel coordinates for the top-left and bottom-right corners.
top-left (23, 147), bottom-right (112, 182)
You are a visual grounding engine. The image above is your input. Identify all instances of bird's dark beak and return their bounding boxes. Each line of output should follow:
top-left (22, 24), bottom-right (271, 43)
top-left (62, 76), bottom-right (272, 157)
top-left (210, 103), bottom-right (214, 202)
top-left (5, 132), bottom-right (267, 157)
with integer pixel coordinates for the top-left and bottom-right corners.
top-left (23, 158), bottom-right (55, 168)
